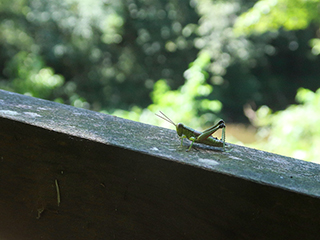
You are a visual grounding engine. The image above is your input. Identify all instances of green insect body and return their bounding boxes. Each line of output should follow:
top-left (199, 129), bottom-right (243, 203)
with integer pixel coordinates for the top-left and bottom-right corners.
top-left (156, 111), bottom-right (226, 152)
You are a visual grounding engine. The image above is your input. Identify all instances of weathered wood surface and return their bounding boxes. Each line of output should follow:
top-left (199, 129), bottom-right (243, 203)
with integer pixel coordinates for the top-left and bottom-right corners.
top-left (0, 89), bottom-right (320, 239)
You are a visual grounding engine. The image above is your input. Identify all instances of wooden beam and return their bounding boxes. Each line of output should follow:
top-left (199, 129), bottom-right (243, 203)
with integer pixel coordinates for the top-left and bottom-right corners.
top-left (1, 89), bottom-right (320, 239)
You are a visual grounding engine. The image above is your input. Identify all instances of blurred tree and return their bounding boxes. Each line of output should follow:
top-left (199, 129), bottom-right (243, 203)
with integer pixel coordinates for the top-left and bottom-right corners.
top-left (233, 0), bottom-right (320, 162)
top-left (1, 0), bottom-right (320, 125)
top-left (192, 0), bottom-right (320, 122)
top-left (252, 88), bottom-right (320, 163)
top-left (0, 0), bottom-right (199, 111)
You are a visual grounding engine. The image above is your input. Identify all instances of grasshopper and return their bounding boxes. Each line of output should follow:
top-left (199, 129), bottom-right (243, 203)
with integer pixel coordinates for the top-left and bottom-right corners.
top-left (156, 111), bottom-right (226, 152)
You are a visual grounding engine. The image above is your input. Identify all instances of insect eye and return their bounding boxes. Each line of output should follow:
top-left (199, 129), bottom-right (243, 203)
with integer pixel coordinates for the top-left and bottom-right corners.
top-left (176, 123), bottom-right (183, 136)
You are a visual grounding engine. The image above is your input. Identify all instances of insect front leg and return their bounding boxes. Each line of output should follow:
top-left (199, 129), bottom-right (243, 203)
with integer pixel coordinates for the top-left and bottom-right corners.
top-left (186, 136), bottom-right (196, 152)
top-left (179, 135), bottom-right (196, 152)
top-left (179, 135), bottom-right (187, 147)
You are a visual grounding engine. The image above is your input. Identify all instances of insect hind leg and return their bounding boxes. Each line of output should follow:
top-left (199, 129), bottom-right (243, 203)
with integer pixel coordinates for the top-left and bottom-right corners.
top-left (197, 120), bottom-right (225, 142)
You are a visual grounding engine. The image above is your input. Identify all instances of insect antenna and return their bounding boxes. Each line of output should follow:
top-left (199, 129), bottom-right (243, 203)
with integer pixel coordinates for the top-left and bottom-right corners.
top-left (155, 111), bottom-right (177, 127)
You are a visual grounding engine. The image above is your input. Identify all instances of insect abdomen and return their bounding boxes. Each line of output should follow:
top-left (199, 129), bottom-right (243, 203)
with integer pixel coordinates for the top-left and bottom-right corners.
top-left (201, 136), bottom-right (224, 147)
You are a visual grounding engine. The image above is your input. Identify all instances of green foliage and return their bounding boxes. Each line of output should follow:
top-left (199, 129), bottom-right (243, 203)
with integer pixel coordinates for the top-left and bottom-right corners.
top-left (309, 38), bottom-right (320, 56)
top-left (150, 51), bottom-right (222, 128)
top-left (252, 88), bottom-right (320, 163)
top-left (3, 51), bottom-right (64, 98)
top-left (234, 0), bottom-right (320, 35)
top-left (111, 51), bottom-right (222, 130)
